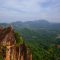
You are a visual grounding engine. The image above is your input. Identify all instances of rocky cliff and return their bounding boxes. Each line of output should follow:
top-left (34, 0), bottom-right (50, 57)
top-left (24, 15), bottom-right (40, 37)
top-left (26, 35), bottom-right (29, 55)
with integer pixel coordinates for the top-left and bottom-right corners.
top-left (0, 26), bottom-right (32, 60)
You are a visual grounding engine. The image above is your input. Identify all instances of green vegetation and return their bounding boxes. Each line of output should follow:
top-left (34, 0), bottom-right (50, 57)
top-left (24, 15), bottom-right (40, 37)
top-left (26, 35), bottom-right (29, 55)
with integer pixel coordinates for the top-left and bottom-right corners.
top-left (15, 28), bottom-right (60, 60)
top-left (1, 20), bottom-right (60, 60)
top-left (14, 32), bottom-right (24, 46)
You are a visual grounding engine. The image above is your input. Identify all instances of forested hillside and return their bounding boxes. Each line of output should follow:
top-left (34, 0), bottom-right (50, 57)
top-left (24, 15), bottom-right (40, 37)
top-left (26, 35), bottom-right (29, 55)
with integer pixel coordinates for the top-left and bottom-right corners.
top-left (15, 28), bottom-right (60, 60)
top-left (0, 20), bottom-right (60, 60)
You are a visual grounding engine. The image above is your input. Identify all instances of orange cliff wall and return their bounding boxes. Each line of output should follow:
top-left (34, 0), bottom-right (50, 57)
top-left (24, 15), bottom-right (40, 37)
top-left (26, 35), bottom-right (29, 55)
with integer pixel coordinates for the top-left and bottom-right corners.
top-left (0, 26), bottom-right (32, 60)
top-left (0, 27), bottom-right (3, 33)
top-left (26, 47), bottom-right (32, 60)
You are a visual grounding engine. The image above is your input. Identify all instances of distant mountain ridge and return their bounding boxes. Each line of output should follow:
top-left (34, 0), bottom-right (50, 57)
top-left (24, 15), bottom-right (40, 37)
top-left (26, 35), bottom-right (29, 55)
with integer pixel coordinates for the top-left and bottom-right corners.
top-left (0, 20), bottom-right (60, 30)
top-left (0, 20), bottom-right (60, 60)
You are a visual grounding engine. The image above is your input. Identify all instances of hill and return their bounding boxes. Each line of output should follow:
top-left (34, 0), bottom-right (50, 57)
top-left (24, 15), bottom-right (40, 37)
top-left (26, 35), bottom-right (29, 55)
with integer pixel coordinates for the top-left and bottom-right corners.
top-left (0, 20), bottom-right (60, 31)
top-left (0, 20), bottom-right (60, 60)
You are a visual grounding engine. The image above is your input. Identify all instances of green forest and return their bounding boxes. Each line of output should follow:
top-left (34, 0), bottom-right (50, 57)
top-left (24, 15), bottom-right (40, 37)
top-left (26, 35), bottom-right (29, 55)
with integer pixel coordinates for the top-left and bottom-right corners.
top-left (0, 20), bottom-right (60, 60)
top-left (15, 28), bottom-right (60, 60)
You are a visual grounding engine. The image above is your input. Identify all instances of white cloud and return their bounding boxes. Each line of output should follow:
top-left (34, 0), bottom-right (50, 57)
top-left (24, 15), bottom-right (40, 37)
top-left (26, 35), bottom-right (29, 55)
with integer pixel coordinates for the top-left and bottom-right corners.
top-left (0, 0), bottom-right (60, 23)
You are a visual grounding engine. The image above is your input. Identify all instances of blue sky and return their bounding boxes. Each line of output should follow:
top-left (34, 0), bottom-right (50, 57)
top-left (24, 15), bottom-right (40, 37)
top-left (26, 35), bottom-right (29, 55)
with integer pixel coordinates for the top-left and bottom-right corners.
top-left (0, 0), bottom-right (60, 23)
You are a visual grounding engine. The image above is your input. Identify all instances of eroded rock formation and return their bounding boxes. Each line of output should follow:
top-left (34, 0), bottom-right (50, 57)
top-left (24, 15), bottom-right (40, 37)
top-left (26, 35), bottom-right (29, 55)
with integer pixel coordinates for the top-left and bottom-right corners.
top-left (0, 26), bottom-right (32, 60)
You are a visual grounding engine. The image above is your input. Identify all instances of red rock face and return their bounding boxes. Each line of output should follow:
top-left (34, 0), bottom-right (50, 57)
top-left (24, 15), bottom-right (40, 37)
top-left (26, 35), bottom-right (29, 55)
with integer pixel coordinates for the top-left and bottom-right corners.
top-left (0, 27), bottom-right (3, 32)
top-left (29, 53), bottom-right (32, 60)
top-left (0, 26), bottom-right (32, 60)
top-left (57, 45), bottom-right (60, 48)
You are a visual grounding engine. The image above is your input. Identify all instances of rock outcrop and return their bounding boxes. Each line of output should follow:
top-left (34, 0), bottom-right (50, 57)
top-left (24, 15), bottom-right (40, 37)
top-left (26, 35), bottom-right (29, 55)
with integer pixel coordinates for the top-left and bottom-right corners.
top-left (0, 26), bottom-right (32, 60)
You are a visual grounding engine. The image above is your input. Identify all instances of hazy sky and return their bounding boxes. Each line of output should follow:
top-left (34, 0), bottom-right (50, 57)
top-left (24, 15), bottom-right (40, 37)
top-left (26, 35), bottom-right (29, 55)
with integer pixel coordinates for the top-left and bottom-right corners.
top-left (0, 0), bottom-right (60, 23)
